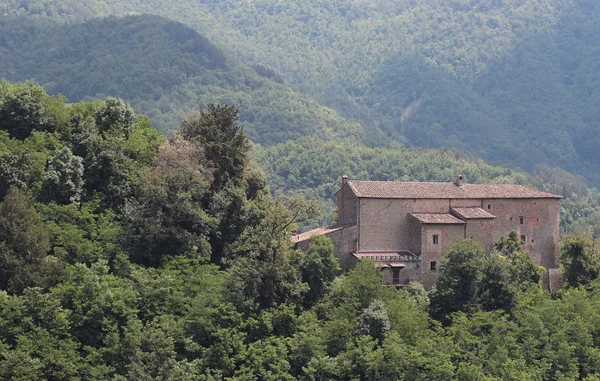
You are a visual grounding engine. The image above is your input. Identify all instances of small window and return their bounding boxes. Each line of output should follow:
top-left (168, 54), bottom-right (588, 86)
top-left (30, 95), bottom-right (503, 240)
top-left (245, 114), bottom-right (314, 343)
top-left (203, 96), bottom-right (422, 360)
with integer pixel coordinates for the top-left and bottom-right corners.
top-left (521, 235), bottom-right (526, 244)
top-left (487, 204), bottom-right (492, 210)
top-left (433, 235), bottom-right (439, 245)
top-left (510, 217), bottom-right (513, 221)
top-left (430, 261), bottom-right (437, 271)
top-left (519, 216), bottom-right (524, 224)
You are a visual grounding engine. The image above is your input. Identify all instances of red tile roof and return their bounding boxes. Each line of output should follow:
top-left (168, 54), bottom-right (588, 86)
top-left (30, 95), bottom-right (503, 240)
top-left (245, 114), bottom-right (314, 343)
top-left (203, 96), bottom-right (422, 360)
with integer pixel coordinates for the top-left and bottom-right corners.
top-left (451, 207), bottom-right (495, 219)
top-left (347, 181), bottom-right (563, 199)
top-left (411, 213), bottom-right (466, 224)
top-left (291, 224), bottom-right (354, 244)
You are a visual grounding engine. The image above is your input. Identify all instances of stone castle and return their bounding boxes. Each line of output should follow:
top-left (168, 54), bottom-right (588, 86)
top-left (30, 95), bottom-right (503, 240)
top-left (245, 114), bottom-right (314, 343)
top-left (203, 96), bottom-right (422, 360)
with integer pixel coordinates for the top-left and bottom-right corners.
top-left (293, 176), bottom-right (563, 290)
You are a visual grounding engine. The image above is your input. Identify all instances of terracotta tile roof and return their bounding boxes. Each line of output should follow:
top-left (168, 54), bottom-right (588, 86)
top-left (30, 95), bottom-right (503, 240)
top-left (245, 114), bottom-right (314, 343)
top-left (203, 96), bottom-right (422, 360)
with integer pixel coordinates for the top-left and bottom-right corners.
top-left (451, 207), bottom-right (495, 219)
top-left (411, 213), bottom-right (466, 224)
top-left (291, 224), bottom-right (354, 244)
top-left (347, 180), bottom-right (563, 199)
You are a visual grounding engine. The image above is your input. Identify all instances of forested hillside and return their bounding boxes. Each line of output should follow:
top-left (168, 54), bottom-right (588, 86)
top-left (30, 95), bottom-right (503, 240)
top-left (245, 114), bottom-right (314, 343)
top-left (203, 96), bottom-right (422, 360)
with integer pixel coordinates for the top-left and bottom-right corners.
top-left (0, 15), bottom-right (364, 144)
top-left (256, 137), bottom-right (600, 233)
top-left (3, 0), bottom-right (599, 185)
top-left (2, 82), bottom-right (600, 379)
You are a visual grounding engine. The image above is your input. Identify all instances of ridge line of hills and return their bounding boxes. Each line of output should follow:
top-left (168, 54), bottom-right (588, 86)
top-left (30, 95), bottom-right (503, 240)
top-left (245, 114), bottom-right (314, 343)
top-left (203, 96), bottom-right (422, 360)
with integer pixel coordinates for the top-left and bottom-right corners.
top-left (3, 0), bottom-right (600, 186)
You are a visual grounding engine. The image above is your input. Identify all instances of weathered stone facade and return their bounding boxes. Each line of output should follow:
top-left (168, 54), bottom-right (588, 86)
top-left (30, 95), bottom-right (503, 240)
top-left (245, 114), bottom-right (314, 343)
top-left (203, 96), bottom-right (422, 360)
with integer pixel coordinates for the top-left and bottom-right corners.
top-left (293, 177), bottom-right (563, 290)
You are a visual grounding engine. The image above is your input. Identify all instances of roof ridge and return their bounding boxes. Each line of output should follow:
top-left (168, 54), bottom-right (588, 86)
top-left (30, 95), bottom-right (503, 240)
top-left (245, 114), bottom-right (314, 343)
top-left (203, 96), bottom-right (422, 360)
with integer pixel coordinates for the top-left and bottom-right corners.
top-left (344, 180), bottom-right (563, 199)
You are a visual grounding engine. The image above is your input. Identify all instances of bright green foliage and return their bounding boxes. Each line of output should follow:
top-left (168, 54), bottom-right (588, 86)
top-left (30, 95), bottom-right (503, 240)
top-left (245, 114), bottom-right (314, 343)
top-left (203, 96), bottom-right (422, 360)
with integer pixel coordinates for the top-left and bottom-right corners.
top-left (299, 235), bottom-right (340, 308)
top-left (0, 81), bottom-right (51, 139)
top-left (431, 236), bottom-right (543, 322)
top-left (4, 81), bottom-right (600, 379)
top-left (36, 201), bottom-right (122, 266)
top-left (0, 149), bottom-right (31, 200)
top-left (257, 137), bottom-right (600, 232)
top-left (561, 234), bottom-right (600, 288)
top-left (430, 239), bottom-right (487, 320)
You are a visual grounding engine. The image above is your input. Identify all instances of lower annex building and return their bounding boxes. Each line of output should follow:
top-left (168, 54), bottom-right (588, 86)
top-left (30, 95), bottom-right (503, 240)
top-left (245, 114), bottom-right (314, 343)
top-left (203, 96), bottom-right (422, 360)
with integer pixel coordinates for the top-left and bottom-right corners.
top-left (293, 175), bottom-right (563, 290)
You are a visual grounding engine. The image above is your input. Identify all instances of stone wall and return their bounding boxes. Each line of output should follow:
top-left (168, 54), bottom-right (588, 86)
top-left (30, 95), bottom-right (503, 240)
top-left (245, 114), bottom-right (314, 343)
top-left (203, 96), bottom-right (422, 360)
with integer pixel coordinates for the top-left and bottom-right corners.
top-left (358, 198), bottom-right (449, 251)
top-left (303, 187), bottom-right (561, 290)
top-left (481, 198), bottom-right (560, 269)
top-left (381, 261), bottom-right (421, 286)
top-left (336, 183), bottom-right (358, 225)
top-left (420, 223), bottom-right (465, 288)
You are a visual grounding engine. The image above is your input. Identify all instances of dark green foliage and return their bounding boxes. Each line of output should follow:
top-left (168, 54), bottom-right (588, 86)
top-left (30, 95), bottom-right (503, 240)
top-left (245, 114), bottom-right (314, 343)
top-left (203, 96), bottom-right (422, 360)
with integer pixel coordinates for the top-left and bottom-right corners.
top-left (0, 81), bottom-right (51, 139)
top-left (299, 235), bottom-right (340, 307)
top-left (4, 80), bottom-right (600, 379)
top-left (561, 234), bottom-right (600, 288)
top-left (0, 188), bottom-right (62, 294)
top-left (430, 239), bottom-right (487, 320)
top-left (431, 236), bottom-right (544, 322)
top-left (180, 105), bottom-right (251, 265)
top-left (40, 146), bottom-right (84, 204)
top-left (5, 0), bottom-right (600, 185)
top-left (0, 15), bottom-right (364, 143)
top-left (124, 134), bottom-right (214, 266)
top-left (181, 105), bottom-right (248, 190)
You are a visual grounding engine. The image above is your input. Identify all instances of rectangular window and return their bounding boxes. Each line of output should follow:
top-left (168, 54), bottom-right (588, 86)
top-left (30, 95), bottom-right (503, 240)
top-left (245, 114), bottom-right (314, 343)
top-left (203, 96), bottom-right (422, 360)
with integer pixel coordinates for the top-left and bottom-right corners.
top-left (519, 216), bottom-right (524, 224)
top-left (487, 204), bottom-right (492, 210)
top-left (521, 235), bottom-right (526, 244)
top-left (433, 235), bottom-right (439, 245)
top-left (430, 261), bottom-right (437, 271)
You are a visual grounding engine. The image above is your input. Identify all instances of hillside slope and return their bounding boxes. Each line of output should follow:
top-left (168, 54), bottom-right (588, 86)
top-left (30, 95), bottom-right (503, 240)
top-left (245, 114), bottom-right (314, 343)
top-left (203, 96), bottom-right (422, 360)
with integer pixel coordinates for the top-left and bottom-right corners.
top-left (0, 15), bottom-right (365, 144)
top-left (3, 0), bottom-right (599, 184)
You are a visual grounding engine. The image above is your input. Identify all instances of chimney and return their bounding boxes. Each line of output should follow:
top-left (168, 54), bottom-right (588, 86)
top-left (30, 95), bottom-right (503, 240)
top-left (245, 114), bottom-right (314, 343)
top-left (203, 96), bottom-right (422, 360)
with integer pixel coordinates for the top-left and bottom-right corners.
top-left (455, 174), bottom-right (464, 187)
top-left (342, 175), bottom-right (349, 187)
top-left (291, 230), bottom-right (297, 236)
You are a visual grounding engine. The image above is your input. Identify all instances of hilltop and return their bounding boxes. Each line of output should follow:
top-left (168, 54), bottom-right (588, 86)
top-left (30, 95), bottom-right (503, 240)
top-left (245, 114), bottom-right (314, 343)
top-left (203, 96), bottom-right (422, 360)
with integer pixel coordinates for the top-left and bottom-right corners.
top-left (0, 14), bottom-right (364, 143)
top-left (4, 0), bottom-right (599, 184)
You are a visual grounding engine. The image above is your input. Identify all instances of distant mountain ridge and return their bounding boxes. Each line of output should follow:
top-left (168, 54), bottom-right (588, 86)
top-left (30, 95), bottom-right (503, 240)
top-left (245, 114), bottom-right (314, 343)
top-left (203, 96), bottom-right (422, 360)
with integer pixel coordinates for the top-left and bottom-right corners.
top-left (0, 14), bottom-right (365, 144)
top-left (4, 0), bottom-right (598, 184)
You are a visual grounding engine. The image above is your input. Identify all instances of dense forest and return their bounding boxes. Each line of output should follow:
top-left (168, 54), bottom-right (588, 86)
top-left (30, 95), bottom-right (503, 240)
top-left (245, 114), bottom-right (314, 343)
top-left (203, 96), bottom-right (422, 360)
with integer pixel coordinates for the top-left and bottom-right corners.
top-left (1, 82), bottom-right (600, 380)
top-left (256, 138), bottom-right (600, 233)
top-left (3, 0), bottom-right (600, 377)
top-left (0, 15), bottom-right (365, 144)
top-left (2, 0), bottom-right (600, 185)
top-left (3, 9), bottom-right (600, 233)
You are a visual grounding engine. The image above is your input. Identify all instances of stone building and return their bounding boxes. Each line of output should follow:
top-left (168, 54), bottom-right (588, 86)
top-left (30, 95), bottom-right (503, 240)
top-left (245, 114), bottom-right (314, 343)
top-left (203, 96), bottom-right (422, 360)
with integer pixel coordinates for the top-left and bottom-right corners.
top-left (292, 175), bottom-right (563, 290)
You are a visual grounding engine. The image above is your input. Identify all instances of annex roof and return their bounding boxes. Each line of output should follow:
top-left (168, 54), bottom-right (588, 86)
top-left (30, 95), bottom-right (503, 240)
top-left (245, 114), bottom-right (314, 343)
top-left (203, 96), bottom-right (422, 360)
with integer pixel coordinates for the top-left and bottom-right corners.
top-left (346, 180), bottom-right (563, 200)
top-left (411, 213), bottom-right (466, 224)
top-left (291, 224), bottom-right (354, 244)
top-left (451, 207), bottom-right (495, 219)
